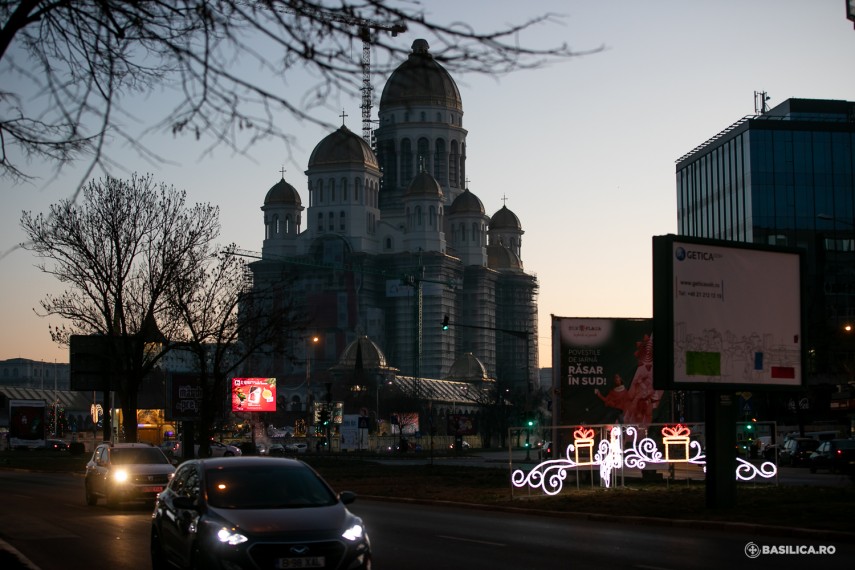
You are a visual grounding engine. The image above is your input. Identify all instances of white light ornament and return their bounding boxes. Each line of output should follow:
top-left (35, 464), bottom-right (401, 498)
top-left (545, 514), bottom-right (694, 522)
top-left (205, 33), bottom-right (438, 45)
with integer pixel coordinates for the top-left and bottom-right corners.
top-left (511, 424), bottom-right (777, 495)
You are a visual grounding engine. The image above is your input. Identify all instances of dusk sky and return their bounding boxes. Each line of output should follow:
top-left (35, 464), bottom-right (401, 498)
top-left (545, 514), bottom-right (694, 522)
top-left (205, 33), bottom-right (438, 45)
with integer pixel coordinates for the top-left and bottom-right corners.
top-left (1, 1), bottom-right (853, 368)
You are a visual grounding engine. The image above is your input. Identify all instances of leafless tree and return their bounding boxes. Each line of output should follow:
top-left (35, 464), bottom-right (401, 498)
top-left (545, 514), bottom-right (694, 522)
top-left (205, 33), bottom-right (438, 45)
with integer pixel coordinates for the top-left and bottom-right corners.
top-left (164, 243), bottom-right (305, 456)
top-left (1, 0), bottom-right (593, 184)
top-left (19, 173), bottom-right (219, 441)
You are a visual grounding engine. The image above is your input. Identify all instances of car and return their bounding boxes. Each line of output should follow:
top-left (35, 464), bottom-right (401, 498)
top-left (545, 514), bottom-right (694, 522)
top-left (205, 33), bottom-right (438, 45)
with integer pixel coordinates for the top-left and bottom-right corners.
top-left (84, 442), bottom-right (175, 507)
top-left (150, 457), bottom-right (371, 570)
top-left (539, 441), bottom-right (553, 460)
top-left (202, 441), bottom-right (242, 457)
top-left (777, 437), bottom-right (820, 466)
top-left (45, 439), bottom-right (68, 451)
top-left (267, 443), bottom-right (286, 456)
top-left (448, 440), bottom-right (470, 450)
top-left (808, 439), bottom-right (855, 474)
top-left (162, 440), bottom-right (243, 458)
top-left (285, 442), bottom-right (308, 454)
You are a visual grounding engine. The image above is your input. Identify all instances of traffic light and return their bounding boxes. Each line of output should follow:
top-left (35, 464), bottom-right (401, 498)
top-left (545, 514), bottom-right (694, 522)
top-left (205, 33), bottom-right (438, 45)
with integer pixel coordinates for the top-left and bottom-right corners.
top-left (442, 315), bottom-right (449, 330)
top-left (319, 409), bottom-right (330, 426)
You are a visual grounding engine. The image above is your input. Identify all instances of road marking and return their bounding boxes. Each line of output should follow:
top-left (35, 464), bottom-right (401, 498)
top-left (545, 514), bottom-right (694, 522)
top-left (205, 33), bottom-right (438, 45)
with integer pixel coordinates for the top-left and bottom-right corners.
top-left (436, 535), bottom-right (506, 547)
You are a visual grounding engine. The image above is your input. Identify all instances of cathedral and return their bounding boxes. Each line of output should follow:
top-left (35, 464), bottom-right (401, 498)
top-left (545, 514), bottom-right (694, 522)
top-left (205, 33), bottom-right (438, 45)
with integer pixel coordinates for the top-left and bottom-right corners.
top-left (248, 39), bottom-right (539, 419)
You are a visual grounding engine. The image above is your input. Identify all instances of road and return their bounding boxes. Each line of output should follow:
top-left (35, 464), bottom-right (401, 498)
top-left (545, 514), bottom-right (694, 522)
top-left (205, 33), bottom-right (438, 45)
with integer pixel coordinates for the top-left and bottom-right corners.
top-left (1, 470), bottom-right (852, 570)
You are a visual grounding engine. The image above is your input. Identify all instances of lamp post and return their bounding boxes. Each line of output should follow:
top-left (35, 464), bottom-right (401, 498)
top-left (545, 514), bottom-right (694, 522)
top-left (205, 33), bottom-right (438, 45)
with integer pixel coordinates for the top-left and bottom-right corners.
top-left (305, 335), bottom-right (320, 419)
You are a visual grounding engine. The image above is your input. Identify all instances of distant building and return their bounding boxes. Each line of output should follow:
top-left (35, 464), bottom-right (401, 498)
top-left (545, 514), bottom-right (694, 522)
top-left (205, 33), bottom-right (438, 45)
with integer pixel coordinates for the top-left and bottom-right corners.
top-left (675, 97), bottom-right (855, 427)
top-left (0, 358), bottom-right (69, 390)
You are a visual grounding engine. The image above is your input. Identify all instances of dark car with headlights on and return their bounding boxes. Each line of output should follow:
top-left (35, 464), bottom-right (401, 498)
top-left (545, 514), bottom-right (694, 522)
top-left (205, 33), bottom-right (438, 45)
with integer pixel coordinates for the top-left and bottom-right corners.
top-left (85, 442), bottom-right (175, 506)
top-left (150, 456), bottom-right (371, 570)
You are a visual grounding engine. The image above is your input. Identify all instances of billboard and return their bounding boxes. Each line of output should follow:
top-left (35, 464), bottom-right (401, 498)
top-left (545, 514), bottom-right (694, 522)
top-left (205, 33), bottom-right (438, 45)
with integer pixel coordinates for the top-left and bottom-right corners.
top-left (653, 235), bottom-right (805, 389)
top-left (167, 373), bottom-right (203, 420)
top-left (553, 317), bottom-right (666, 427)
top-left (9, 399), bottom-right (47, 448)
top-left (231, 378), bottom-right (277, 412)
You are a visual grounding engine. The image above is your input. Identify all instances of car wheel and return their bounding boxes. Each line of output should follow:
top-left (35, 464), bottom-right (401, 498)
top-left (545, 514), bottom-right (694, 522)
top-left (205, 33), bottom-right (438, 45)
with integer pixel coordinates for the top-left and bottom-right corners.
top-left (150, 528), bottom-right (168, 570)
top-left (85, 482), bottom-right (98, 506)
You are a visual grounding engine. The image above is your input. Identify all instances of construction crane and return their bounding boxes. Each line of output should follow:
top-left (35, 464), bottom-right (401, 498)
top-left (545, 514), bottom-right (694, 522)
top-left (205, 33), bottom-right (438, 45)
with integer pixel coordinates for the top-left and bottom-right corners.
top-left (241, 2), bottom-right (406, 141)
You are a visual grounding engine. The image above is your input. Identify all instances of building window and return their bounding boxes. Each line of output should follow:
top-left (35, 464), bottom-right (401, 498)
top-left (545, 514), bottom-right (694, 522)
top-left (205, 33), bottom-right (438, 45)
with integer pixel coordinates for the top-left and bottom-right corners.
top-left (274, 215), bottom-right (280, 235)
top-left (355, 178), bottom-right (362, 203)
top-left (328, 211), bottom-right (334, 231)
top-left (340, 211), bottom-right (346, 231)
top-left (401, 139), bottom-right (413, 184)
top-left (450, 141), bottom-right (459, 187)
top-left (434, 139), bottom-right (446, 184)
top-left (317, 212), bottom-right (323, 232)
top-left (417, 138), bottom-right (430, 173)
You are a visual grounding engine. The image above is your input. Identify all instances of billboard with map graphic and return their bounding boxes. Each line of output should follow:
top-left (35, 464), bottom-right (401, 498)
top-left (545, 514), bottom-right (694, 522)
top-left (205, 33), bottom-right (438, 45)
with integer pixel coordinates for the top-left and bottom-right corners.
top-left (653, 235), bottom-right (805, 389)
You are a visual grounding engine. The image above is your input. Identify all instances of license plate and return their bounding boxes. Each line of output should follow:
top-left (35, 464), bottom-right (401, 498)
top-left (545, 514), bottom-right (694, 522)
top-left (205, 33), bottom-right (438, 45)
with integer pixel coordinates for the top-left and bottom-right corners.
top-left (141, 486), bottom-right (164, 493)
top-left (276, 556), bottom-right (325, 569)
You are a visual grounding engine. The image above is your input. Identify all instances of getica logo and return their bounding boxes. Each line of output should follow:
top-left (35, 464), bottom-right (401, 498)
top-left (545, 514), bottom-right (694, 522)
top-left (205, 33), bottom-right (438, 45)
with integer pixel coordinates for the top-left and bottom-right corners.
top-left (675, 247), bottom-right (686, 261)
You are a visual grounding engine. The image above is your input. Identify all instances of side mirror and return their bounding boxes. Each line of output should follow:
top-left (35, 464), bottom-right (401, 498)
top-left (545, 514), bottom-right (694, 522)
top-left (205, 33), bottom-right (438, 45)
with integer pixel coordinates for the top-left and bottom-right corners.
top-left (338, 491), bottom-right (357, 505)
top-left (173, 496), bottom-right (199, 510)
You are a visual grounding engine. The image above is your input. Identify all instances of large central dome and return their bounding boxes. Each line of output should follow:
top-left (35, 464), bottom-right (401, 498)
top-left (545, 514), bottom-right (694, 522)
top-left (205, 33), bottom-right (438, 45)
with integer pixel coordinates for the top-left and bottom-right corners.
top-left (379, 39), bottom-right (462, 112)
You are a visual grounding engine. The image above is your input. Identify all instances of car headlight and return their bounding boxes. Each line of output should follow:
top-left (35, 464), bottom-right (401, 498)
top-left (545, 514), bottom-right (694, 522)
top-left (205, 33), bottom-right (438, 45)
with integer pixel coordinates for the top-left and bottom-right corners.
top-left (217, 527), bottom-right (248, 545)
top-left (113, 469), bottom-right (129, 483)
top-left (342, 523), bottom-right (364, 542)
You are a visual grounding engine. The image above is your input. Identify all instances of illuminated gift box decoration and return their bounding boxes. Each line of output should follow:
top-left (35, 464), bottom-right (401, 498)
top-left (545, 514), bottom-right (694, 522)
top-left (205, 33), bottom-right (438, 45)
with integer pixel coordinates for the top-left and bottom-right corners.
top-left (573, 426), bottom-right (595, 464)
top-left (662, 424), bottom-right (691, 461)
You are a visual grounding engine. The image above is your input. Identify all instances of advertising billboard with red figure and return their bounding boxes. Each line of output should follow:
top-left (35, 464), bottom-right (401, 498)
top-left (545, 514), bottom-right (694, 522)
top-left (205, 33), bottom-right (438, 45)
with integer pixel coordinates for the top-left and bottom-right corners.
top-left (231, 378), bottom-right (277, 412)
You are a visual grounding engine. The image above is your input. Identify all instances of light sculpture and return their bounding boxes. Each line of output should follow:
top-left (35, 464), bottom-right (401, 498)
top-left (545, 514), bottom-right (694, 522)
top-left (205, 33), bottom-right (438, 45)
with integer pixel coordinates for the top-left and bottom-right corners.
top-left (511, 424), bottom-right (777, 495)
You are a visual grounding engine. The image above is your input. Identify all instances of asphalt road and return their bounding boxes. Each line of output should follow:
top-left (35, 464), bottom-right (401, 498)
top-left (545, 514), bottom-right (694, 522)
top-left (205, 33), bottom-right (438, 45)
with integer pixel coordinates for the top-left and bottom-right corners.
top-left (1, 470), bottom-right (853, 570)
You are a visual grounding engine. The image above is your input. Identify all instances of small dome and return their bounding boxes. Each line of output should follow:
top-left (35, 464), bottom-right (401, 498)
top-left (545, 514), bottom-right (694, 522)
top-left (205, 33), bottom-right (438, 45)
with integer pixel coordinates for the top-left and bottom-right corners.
top-left (448, 189), bottom-right (484, 216)
top-left (337, 336), bottom-right (389, 369)
top-left (406, 171), bottom-right (443, 199)
top-left (489, 205), bottom-right (521, 231)
top-left (264, 178), bottom-right (302, 206)
top-left (308, 124), bottom-right (379, 171)
top-left (446, 352), bottom-right (490, 383)
top-left (487, 244), bottom-right (522, 271)
top-left (379, 39), bottom-right (463, 112)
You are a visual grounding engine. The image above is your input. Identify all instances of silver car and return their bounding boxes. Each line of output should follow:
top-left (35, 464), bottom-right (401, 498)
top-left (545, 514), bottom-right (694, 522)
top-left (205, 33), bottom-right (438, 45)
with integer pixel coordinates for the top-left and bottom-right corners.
top-left (84, 442), bottom-right (175, 506)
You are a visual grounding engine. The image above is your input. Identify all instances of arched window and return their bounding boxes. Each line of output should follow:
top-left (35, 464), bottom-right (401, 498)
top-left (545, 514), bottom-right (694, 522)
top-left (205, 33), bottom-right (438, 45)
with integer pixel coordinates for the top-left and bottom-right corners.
top-left (316, 179), bottom-right (323, 204)
top-left (328, 211), bottom-right (334, 231)
top-left (317, 212), bottom-right (324, 232)
top-left (274, 214), bottom-right (280, 235)
top-left (385, 237), bottom-right (392, 250)
top-left (434, 139), bottom-right (446, 184)
top-left (461, 222), bottom-right (467, 242)
top-left (420, 111), bottom-right (426, 121)
top-left (415, 205), bottom-right (423, 226)
top-left (401, 139), bottom-right (413, 184)
top-left (430, 206), bottom-right (437, 227)
top-left (437, 112), bottom-right (442, 122)
top-left (340, 211), bottom-right (346, 231)
top-left (265, 215), bottom-right (270, 239)
top-left (285, 214), bottom-right (291, 234)
top-left (340, 178), bottom-right (348, 202)
top-left (450, 141), bottom-right (459, 188)
top-left (417, 138), bottom-right (430, 173)
top-left (472, 222), bottom-right (480, 245)
top-left (355, 178), bottom-right (361, 203)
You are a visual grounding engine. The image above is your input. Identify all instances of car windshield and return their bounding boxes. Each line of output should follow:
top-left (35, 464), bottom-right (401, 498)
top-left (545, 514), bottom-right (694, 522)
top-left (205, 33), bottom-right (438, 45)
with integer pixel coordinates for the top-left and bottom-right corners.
top-left (205, 464), bottom-right (338, 509)
top-left (110, 448), bottom-right (171, 465)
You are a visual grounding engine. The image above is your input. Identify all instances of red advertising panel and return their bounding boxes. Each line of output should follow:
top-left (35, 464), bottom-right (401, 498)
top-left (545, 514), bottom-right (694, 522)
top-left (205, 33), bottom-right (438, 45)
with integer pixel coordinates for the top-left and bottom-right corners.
top-left (231, 378), bottom-right (277, 412)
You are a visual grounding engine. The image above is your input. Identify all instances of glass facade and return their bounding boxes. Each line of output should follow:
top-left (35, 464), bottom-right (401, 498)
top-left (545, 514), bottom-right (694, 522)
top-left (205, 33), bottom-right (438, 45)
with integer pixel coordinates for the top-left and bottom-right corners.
top-left (676, 99), bottom-right (855, 389)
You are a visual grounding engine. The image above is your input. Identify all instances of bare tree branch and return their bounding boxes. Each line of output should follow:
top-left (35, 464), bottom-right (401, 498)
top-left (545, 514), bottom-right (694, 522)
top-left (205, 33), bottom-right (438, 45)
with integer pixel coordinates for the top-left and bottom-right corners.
top-left (1, 0), bottom-right (597, 183)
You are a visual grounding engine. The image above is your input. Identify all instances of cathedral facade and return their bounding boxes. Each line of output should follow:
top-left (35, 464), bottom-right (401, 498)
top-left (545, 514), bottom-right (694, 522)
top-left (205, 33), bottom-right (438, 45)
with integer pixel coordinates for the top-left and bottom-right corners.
top-left (249, 39), bottom-right (538, 400)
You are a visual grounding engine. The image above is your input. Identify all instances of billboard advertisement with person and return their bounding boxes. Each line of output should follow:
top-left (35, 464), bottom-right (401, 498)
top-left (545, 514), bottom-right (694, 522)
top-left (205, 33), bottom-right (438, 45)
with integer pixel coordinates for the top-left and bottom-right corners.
top-left (553, 317), bottom-right (668, 428)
